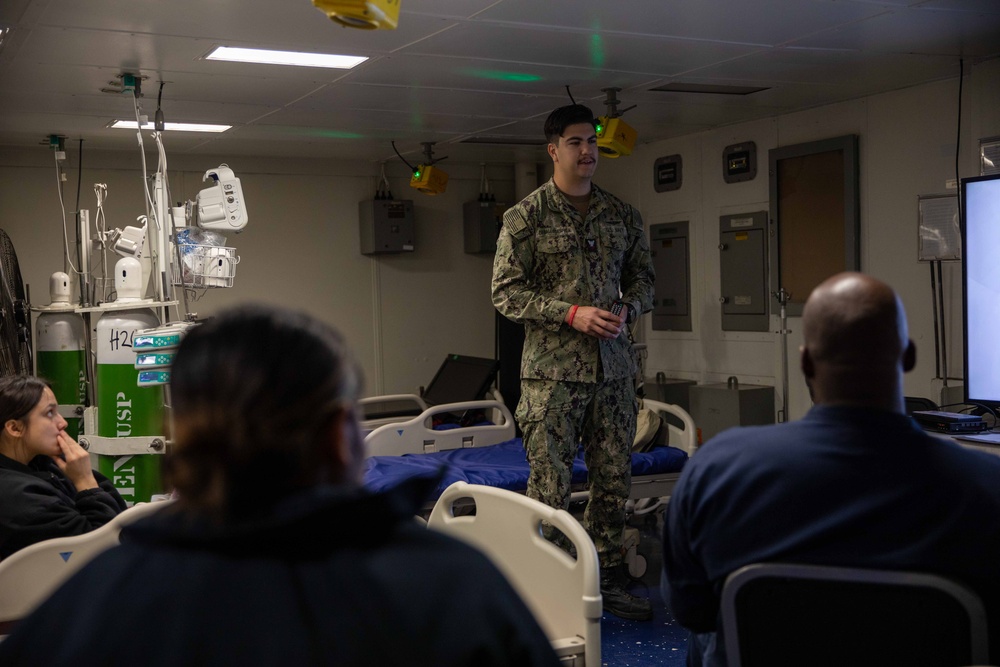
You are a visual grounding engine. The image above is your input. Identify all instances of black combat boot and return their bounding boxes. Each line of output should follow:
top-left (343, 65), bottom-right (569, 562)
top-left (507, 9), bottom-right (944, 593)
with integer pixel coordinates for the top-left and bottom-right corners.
top-left (600, 564), bottom-right (653, 620)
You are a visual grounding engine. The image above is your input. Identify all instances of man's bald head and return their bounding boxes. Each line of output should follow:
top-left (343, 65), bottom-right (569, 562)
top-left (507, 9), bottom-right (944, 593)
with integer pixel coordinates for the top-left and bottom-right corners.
top-left (800, 272), bottom-right (915, 411)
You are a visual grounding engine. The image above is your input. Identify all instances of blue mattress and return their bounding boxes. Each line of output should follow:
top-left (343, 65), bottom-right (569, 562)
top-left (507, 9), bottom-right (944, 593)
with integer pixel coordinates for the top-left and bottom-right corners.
top-left (364, 438), bottom-right (688, 498)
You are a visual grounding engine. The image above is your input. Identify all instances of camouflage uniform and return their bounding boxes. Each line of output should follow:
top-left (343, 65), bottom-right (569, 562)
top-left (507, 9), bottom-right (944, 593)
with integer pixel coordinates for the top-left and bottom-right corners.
top-left (492, 179), bottom-right (655, 568)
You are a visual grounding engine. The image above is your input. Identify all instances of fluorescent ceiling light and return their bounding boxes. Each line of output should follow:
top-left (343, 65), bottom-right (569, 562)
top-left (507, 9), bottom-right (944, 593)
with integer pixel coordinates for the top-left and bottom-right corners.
top-left (111, 120), bottom-right (232, 133)
top-left (205, 45), bottom-right (367, 69)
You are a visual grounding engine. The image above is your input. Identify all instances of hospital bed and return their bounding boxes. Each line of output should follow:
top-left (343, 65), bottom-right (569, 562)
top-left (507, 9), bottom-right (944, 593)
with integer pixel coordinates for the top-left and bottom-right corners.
top-left (371, 400), bottom-right (693, 660)
top-left (363, 398), bottom-right (694, 508)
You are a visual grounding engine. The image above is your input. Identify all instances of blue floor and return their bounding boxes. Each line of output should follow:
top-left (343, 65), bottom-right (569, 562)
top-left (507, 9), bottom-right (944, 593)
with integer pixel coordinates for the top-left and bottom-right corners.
top-left (599, 516), bottom-right (689, 666)
top-left (601, 578), bottom-right (689, 666)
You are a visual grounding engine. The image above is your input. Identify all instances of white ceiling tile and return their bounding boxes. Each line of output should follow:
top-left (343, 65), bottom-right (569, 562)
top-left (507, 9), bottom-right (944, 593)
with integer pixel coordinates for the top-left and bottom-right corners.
top-left (0, 0), bottom-right (997, 159)
top-left (789, 4), bottom-right (1000, 56)
top-left (470, 0), bottom-right (889, 46)
top-left (35, 0), bottom-right (457, 55)
top-left (405, 22), bottom-right (759, 77)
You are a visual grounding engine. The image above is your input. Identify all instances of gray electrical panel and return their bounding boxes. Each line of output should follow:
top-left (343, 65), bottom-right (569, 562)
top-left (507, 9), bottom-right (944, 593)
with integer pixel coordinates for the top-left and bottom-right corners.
top-left (719, 211), bottom-right (768, 331)
top-left (653, 154), bottom-right (683, 192)
top-left (463, 200), bottom-right (506, 254)
top-left (689, 377), bottom-right (775, 444)
top-left (359, 199), bottom-right (415, 255)
top-left (650, 221), bottom-right (691, 331)
top-left (723, 141), bottom-right (757, 183)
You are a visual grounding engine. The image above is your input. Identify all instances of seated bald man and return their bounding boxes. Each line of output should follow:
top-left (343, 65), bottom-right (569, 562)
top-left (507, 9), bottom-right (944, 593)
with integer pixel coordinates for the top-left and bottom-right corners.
top-left (662, 272), bottom-right (1000, 667)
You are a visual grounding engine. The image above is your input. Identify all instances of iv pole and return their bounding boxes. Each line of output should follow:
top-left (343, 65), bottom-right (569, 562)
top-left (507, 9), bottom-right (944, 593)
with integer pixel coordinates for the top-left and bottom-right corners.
top-left (773, 287), bottom-right (792, 423)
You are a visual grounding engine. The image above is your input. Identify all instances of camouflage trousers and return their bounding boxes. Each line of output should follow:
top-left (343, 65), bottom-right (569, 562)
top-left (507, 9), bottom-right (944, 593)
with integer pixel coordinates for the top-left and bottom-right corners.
top-left (516, 377), bottom-right (637, 568)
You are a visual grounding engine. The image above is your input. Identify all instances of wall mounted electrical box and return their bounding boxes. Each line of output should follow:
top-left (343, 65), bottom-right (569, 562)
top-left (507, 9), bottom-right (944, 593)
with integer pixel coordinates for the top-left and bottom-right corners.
top-left (359, 199), bottom-right (414, 255)
top-left (719, 211), bottom-right (768, 331)
top-left (653, 154), bottom-right (683, 192)
top-left (463, 200), bottom-right (507, 254)
top-left (723, 141), bottom-right (757, 183)
top-left (650, 221), bottom-right (691, 331)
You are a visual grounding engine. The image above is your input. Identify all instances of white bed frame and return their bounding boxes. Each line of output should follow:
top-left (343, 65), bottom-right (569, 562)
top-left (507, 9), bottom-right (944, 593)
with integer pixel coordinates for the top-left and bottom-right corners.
top-left (359, 393), bottom-right (428, 434)
top-left (0, 499), bottom-right (174, 633)
top-left (359, 387), bottom-right (506, 437)
top-left (642, 399), bottom-right (697, 456)
top-left (621, 399), bottom-right (697, 502)
top-left (429, 481), bottom-right (601, 667)
top-left (365, 399), bottom-right (516, 457)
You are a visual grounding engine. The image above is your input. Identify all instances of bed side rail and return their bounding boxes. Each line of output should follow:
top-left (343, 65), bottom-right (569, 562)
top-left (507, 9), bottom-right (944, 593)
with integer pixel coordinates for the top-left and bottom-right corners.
top-left (365, 400), bottom-right (516, 457)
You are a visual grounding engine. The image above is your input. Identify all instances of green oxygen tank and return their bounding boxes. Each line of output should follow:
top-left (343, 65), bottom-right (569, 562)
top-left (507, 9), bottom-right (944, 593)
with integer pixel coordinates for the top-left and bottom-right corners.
top-left (95, 257), bottom-right (163, 505)
top-left (35, 272), bottom-right (86, 438)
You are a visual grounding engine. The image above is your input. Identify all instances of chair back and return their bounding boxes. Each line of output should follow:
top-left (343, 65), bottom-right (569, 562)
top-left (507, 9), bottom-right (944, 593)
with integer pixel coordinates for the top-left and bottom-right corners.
top-left (428, 481), bottom-right (601, 666)
top-left (0, 500), bottom-right (173, 629)
top-left (721, 562), bottom-right (989, 667)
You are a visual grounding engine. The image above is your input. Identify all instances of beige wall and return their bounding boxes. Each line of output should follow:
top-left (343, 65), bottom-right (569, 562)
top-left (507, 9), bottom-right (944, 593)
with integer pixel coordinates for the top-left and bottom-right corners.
top-left (601, 57), bottom-right (1000, 420)
top-left (0, 149), bottom-right (510, 397)
top-left (2, 57), bottom-right (998, 418)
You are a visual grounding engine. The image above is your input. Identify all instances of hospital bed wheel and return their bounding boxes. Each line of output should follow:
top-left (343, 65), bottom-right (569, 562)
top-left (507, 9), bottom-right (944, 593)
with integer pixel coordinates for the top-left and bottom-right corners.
top-left (627, 554), bottom-right (647, 579)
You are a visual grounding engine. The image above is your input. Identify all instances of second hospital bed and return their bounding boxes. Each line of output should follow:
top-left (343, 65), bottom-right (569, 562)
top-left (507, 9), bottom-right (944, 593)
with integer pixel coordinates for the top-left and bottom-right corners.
top-left (362, 398), bottom-right (695, 506)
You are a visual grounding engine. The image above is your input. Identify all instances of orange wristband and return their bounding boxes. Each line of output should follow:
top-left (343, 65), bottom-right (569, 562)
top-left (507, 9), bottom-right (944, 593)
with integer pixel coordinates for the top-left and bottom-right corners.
top-left (567, 304), bottom-right (579, 327)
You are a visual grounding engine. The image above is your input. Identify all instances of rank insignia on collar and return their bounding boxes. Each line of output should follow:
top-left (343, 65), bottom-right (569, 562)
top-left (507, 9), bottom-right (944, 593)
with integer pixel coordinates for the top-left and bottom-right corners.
top-left (586, 238), bottom-right (597, 252)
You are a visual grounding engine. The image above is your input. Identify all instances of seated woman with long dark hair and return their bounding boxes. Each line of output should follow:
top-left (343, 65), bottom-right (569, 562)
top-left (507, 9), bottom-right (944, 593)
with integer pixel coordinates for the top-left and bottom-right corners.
top-left (0, 376), bottom-right (126, 560)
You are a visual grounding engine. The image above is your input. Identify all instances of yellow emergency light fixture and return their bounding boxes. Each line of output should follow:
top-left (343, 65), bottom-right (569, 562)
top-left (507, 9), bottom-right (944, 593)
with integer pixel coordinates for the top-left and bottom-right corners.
top-left (595, 116), bottom-right (637, 159)
top-left (312, 0), bottom-right (400, 30)
top-left (595, 87), bottom-right (638, 158)
top-left (410, 164), bottom-right (449, 195)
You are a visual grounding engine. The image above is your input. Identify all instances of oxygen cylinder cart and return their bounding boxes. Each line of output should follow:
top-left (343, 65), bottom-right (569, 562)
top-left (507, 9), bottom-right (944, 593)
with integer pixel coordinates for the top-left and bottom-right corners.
top-left (93, 306), bottom-right (163, 504)
top-left (36, 129), bottom-right (248, 507)
top-left (33, 273), bottom-right (87, 439)
top-left (77, 257), bottom-right (176, 505)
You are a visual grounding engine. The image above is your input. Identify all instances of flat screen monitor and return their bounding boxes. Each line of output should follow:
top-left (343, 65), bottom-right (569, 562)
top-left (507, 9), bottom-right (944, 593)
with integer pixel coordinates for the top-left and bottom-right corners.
top-left (422, 354), bottom-right (499, 407)
top-left (961, 172), bottom-right (1000, 410)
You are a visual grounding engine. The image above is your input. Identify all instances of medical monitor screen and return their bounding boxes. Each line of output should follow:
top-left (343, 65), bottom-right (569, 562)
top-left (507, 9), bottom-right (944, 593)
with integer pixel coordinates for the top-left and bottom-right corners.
top-left (422, 354), bottom-right (499, 407)
top-left (962, 173), bottom-right (1000, 409)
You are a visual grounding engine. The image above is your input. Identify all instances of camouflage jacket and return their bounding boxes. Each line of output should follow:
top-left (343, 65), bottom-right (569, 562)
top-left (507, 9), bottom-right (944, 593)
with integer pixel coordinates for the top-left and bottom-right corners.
top-left (492, 179), bottom-right (655, 383)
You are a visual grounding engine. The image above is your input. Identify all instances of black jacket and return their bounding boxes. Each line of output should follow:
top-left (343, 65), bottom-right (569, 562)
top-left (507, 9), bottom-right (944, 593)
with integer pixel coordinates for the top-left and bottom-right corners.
top-left (0, 453), bottom-right (126, 559)
top-left (0, 476), bottom-right (561, 667)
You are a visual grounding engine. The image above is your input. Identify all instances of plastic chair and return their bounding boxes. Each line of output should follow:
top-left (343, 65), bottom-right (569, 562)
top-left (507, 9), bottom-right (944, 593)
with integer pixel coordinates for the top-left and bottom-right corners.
top-left (0, 499), bottom-right (173, 631)
top-left (720, 562), bottom-right (990, 667)
top-left (428, 481), bottom-right (601, 667)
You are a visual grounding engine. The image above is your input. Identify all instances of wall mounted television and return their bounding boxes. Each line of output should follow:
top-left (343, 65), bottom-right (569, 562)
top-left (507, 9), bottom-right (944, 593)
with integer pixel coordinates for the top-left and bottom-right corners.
top-left (961, 172), bottom-right (1000, 413)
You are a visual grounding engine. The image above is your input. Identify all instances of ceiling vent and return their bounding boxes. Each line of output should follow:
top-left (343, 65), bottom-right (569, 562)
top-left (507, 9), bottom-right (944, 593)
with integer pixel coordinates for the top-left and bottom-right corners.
top-left (649, 83), bottom-right (770, 95)
top-left (459, 137), bottom-right (546, 146)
